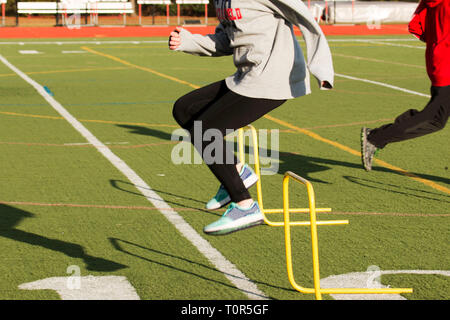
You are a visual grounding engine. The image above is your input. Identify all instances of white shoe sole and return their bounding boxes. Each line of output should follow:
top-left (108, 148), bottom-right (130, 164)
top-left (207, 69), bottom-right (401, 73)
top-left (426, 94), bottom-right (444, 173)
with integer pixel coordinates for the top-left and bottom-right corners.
top-left (204, 212), bottom-right (264, 235)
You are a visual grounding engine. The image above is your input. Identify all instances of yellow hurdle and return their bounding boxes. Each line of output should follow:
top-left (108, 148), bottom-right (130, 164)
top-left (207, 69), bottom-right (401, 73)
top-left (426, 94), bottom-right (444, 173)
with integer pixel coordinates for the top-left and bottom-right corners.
top-left (237, 126), bottom-right (413, 300)
top-left (282, 171), bottom-right (413, 299)
top-left (237, 125), bottom-right (348, 227)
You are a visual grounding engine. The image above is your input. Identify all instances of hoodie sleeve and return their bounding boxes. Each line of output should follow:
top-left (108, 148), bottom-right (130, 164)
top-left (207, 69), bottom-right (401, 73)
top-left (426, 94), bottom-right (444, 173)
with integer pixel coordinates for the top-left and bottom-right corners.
top-left (268, 0), bottom-right (334, 89)
top-left (408, 0), bottom-right (427, 41)
top-left (175, 23), bottom-right (233, 57)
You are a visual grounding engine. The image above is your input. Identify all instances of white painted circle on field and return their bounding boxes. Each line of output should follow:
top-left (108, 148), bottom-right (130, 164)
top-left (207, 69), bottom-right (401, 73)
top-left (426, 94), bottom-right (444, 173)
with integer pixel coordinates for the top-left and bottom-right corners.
top-left (321, 270), bottom-right (450, 300)
top-left (19, 276), bottom-right (140, 300)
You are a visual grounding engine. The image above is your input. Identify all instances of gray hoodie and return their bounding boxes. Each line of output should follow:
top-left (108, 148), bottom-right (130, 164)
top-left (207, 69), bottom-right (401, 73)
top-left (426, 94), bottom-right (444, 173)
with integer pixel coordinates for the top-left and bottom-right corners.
top-left (176, 0), bottom-right (334, 100)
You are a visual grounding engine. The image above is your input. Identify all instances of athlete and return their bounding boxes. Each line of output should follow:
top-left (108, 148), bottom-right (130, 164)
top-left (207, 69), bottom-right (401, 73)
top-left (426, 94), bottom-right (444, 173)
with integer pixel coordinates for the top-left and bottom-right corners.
top-left (361, 0), bottom-right (450, 171)
top-left (169, 0), bottom-right (334, 235)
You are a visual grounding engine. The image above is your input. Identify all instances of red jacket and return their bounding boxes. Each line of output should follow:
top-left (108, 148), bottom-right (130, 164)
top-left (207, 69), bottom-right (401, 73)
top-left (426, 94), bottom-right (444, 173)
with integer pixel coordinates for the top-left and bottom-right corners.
top-left (408, 0), bottom-right (450, 87)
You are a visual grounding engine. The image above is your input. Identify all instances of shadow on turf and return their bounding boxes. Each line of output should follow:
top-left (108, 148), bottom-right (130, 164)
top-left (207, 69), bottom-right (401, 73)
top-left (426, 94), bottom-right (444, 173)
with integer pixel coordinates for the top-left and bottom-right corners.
top-left (343, 176), bottom-right (450, 203)
top-left (110, 179), bottom-right (222, 217)
top-left (116, 124), bottom-right (173, 141)
top-left (115, 125), bottom-right (450, 197)
top-left (0, 204), bottom-right (127, 272)
top-left (109, 237), bottom-right (295, 298)
top-left (114, 124), bottom-right (334, 184)
top-left (277, 150), bottom-right (450, 189)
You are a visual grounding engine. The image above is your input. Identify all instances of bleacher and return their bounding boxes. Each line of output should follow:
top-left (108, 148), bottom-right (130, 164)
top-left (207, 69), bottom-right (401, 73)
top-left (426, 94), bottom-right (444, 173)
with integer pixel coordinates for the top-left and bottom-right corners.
top-left (176, 0), bottom-right (209, 25)
top-left (136, 0), bottom-right (209, 26)
top-left (137, 0), bottom-right (171, 25)
top-left (16, 0), bottom-right (134, 26)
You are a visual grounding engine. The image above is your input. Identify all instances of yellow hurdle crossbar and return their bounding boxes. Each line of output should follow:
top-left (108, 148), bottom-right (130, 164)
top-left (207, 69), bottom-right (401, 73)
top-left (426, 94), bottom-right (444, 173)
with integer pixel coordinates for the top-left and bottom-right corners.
top-left (237, 126), bottom-right (413, 300)
top-left (237, 125), bottom-right (348, 227)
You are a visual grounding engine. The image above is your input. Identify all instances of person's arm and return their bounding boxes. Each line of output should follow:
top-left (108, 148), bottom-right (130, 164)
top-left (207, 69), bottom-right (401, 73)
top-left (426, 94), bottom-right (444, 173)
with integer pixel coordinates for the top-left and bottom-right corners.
top-left (267, 0), bottom-right (334, 90)
top-left (408, 0), bottom-right (427, 42)
top-left (168, 24), bottom-right (233, 57)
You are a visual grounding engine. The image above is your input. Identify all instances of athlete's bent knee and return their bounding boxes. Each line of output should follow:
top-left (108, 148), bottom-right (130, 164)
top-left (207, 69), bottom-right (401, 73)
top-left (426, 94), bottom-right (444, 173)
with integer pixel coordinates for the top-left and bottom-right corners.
top-left (172, 99), bottom-right (190, 129)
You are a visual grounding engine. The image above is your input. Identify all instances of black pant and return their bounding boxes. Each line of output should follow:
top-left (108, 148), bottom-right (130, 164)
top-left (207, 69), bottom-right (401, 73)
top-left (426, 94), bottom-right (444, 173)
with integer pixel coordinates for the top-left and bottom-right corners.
top-left (368, 85), bottom-right (450, 148)
top-left (173, 80), bottom-right (286, 203)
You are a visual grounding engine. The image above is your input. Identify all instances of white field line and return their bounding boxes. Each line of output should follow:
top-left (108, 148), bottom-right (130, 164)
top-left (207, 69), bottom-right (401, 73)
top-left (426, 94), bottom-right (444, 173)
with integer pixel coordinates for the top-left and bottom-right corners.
top-left (367, 40), bottom-right (425, 49)
top-left (322, 270), bottom-right (450, 300)
top-left (0, 54), bottom-right (267, 300)
top-left (0, 40), bottom-right (167, 45)
top-left (335, 73), bottom-right (431, 98)
top-left (333, 53), bottom-right (425, 69)
top-left (327, 38), bottom-right (426, 49)
top-left (18, 50), bottom-right (41, 54)
top-left (0, 38), bottom-right (421, 46)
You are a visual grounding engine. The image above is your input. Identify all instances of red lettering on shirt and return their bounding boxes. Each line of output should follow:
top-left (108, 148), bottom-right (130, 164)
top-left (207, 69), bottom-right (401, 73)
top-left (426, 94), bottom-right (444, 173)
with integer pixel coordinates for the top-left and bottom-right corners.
top-left (216, 7), bottom-right (242, 22)
top-left (235, 8), bottom-right (242, 19)
top-left (226, 8), bottom-right (236, 20)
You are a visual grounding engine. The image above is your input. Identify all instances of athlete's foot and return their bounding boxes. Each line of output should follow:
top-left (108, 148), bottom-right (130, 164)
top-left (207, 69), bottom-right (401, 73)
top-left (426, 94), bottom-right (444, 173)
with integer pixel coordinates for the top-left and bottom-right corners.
top-left (203, 201), bottom-right (264, 235)
top-left (205, 164), bottom-right (258, 210)
top-left (236, 162), bottom-right (243, 175)
top-left (236, 198), bottom-right (254, 209)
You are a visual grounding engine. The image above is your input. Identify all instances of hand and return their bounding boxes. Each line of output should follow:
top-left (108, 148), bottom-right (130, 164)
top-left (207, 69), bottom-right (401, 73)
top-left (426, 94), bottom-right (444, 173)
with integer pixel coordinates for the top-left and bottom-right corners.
top-left (169, 26), bottom-right (182, 50)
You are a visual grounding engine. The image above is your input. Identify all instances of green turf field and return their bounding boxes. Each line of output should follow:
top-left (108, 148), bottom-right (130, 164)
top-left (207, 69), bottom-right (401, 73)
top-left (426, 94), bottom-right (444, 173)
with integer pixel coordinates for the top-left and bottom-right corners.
top-left (0, 35), bottom-right (448, 300)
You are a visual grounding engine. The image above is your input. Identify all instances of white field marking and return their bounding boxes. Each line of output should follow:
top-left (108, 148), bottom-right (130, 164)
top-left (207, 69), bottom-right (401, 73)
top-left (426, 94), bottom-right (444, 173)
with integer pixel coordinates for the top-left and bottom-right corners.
top-left (19, 276), bottom-right (140, 300)
top-left (0, 40), bottom-right (167, 45)
top-left (333, 53), bottom-right (425, 69)
top-left (321, 270), bottom-right (450, 300)
top-left (0, 39), bottom-right (418, 46)
top-left (0, 54), bottom-right (267, 300)
top-left (326, 38), bottom-right (425, 49)
top-left (18, 50), bottom-right (41, 54)
top-left (368, 40), bottom-right (425, 49)
top-left (335, 73), bottom-right (431, 98)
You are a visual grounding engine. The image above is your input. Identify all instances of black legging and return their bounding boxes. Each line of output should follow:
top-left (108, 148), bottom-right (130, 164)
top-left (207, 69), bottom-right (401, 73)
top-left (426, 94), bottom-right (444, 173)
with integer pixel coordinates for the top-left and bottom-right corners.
top-left (173, 80), bottom-right (286, 203)
top-left (369, 85), bottom-right (450, 148)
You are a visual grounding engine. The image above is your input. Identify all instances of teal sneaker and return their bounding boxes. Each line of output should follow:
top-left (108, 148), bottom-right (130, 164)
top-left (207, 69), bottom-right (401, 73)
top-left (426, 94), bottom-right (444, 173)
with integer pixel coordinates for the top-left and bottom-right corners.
top-left (203, 201), bottom-right (264, 235)
top-left (205, 164), bottom-right (258, 210)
